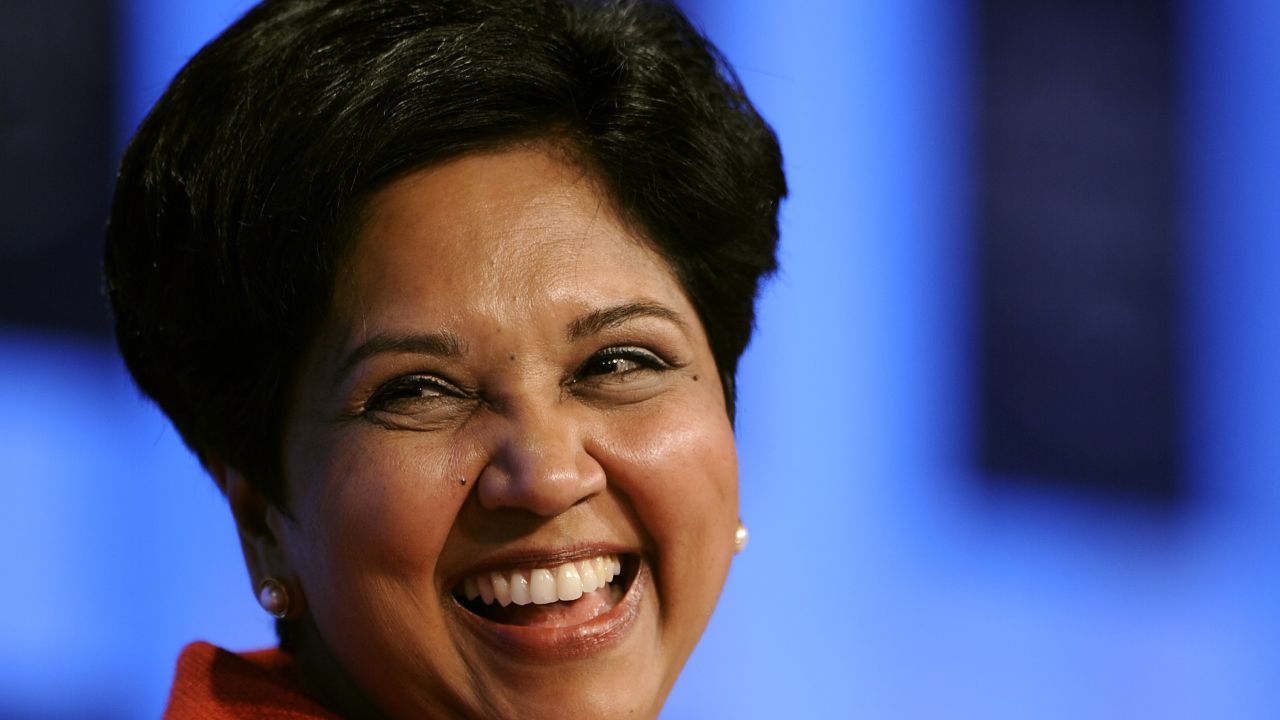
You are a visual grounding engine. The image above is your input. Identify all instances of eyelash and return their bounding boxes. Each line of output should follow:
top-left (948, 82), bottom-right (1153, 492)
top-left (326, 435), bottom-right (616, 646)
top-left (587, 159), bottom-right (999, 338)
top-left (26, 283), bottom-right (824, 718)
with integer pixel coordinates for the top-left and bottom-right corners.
top-left (363, 346), bottom-right (671, 416)
top-left (364, 375), bottom-right (465, 413)
top-left (569, 346), bottom-right (669, 384)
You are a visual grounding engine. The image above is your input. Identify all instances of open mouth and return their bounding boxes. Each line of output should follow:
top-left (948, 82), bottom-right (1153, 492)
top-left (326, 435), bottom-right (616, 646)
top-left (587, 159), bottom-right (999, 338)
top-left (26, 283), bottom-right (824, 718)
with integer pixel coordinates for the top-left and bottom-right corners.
top-left (452, 553), bottom-right (639, 628)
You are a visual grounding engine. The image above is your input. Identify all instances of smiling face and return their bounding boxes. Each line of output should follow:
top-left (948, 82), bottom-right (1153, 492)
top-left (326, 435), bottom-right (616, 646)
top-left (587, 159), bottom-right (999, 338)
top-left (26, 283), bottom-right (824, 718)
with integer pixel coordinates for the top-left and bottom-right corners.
top-left (265, 146), bottom-right (740, 718)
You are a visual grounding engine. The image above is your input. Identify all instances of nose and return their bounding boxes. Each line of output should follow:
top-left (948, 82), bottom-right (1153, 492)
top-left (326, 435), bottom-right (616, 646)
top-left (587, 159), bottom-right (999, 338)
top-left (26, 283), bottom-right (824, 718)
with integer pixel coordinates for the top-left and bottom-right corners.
top-left (475, 404), bottom-right (606, 516)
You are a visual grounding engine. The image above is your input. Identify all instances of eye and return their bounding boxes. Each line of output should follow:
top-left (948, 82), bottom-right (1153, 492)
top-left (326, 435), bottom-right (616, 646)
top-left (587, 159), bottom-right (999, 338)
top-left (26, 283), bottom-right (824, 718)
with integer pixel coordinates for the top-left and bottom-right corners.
top-left (572, 346), bottom-right (669, 382)
top-left (365, 374), bottom-right (465, 416)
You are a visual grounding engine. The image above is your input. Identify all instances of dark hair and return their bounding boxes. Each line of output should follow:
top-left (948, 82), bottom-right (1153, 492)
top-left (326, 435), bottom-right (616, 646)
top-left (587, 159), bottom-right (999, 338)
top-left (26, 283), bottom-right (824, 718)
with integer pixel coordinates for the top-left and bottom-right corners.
top-left (105, 0), bottom-right (785, 502)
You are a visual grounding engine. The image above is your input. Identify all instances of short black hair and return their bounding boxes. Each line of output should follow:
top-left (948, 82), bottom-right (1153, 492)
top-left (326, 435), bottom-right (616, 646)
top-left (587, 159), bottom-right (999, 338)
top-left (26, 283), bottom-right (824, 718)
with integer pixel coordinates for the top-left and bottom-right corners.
top-left (105, 0), bottom-right (786, 502)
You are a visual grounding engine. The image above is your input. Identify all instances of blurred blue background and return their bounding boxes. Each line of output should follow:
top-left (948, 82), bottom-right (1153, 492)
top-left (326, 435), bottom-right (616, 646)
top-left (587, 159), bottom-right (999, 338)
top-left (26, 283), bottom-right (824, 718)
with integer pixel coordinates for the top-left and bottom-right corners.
top-left (1, 0), bottom-right (1277, 717)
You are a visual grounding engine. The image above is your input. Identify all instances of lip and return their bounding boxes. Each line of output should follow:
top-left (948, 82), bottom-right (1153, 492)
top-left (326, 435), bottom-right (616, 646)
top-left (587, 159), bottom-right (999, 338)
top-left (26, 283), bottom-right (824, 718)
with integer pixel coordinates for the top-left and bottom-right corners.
top-left (447, 548), bottom-right (645, 661)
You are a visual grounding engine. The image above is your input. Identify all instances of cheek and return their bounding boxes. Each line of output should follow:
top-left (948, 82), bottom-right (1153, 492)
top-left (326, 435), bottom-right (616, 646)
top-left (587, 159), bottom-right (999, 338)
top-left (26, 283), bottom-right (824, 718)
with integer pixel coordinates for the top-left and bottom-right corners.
top-left (285, 432), bottom-right (463, 609)
top-left (603, 397), bottom-right (739, 569)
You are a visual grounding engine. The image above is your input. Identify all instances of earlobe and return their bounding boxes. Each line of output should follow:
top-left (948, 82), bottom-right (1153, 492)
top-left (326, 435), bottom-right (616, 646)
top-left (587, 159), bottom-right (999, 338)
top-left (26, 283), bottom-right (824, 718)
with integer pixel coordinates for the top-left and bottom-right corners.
top-left (209, 457), bottom-right (307, 619)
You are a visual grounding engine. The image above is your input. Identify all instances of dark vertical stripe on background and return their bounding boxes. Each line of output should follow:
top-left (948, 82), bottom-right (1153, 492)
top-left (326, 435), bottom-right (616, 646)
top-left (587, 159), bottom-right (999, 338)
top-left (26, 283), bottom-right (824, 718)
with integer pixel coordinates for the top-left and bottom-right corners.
top-left (976, 0), bottom-right (1182, 499)
top-left (0, 0), bottom-right (117, 336)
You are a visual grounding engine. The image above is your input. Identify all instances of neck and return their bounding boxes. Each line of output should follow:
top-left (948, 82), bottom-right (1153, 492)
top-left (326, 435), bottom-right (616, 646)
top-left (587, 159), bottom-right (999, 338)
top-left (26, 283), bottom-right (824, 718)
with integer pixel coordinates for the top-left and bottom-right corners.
top-left (290, 615), bottom-right (391, 720)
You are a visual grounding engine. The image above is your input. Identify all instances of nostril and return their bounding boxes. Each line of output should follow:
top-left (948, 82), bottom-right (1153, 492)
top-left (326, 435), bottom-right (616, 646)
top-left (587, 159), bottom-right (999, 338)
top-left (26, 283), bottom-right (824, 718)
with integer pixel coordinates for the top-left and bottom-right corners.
top-left (472, 407), bottom-right (606, 514)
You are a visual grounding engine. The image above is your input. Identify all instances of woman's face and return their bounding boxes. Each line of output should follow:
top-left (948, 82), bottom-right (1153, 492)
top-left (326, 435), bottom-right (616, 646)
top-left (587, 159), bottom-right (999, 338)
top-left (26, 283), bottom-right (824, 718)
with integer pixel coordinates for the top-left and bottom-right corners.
top-left (273, 147), bottom-right (740, 719)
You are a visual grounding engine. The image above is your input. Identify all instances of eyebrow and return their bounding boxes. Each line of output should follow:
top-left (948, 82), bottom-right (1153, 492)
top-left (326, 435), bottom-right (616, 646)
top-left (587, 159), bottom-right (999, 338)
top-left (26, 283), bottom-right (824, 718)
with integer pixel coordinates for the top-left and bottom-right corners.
top-left (334, 331), bottom-right (464, 383)
top-left (333, 301), bottom-right (687, 382)
top-left (568, 301), bottom-right (689, 341)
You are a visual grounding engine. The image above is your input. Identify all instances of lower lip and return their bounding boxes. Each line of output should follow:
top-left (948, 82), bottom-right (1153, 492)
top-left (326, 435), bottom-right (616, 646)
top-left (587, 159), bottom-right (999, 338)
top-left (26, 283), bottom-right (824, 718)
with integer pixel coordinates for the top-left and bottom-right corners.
top-left (452, 559), bottom-right (646, 661)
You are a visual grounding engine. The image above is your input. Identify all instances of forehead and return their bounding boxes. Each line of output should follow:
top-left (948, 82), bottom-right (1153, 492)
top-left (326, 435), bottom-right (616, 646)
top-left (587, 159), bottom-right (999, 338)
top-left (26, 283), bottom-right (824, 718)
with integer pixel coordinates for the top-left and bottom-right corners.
top-left (329, 147), bottom-right (685, 335)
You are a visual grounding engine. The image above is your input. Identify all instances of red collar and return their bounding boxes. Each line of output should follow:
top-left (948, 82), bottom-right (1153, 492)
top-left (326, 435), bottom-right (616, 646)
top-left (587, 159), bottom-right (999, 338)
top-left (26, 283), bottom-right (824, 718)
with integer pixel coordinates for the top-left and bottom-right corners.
top-left (163, 641), bottom-right (339, 719)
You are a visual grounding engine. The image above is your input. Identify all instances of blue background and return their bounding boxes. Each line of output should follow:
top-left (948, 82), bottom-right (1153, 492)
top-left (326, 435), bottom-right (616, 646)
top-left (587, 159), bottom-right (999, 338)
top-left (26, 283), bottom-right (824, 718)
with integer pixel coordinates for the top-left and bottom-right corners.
top-left (2, 0), bottom-right (1277, 717)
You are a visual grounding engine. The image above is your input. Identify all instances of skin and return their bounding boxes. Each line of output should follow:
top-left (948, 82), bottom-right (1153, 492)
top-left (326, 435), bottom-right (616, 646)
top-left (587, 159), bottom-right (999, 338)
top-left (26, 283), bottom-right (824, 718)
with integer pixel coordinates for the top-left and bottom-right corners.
top-left (221, 146), bottom-right (740, 719)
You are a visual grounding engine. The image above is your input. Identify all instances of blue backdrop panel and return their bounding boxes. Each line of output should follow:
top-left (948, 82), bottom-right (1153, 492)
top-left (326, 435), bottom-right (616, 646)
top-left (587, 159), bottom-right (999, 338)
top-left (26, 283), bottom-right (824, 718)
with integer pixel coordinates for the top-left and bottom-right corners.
top-left (0, 0), bottom-right (115, 335)
top-left (976, 0), bottom-right (1181, 497)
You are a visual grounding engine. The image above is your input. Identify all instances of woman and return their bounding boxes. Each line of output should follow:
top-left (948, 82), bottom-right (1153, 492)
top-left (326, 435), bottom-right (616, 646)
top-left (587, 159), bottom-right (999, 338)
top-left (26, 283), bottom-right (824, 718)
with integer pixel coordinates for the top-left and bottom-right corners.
top-left (105, 0), bottom-right (784, 717)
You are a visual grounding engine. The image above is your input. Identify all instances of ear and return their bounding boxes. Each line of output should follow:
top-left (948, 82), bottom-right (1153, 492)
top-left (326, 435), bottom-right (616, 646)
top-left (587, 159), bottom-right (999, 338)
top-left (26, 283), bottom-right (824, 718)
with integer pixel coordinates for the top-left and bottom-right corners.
top-left (208, 456), bottom-right (307, 618)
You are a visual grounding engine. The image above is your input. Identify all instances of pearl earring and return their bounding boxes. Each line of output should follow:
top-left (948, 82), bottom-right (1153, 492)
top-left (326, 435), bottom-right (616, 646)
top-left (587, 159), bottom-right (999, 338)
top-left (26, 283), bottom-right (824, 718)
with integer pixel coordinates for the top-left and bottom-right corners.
top-left (734, 521), bottom-right (749, 554)
top-left (257, 577), bottom-right (290, 619)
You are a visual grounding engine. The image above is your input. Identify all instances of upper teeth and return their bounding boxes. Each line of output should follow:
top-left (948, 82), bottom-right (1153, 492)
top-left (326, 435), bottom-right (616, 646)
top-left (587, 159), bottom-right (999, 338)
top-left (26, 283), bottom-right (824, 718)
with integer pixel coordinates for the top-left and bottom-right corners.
top-left (459, 554), bottom-right (623, 607)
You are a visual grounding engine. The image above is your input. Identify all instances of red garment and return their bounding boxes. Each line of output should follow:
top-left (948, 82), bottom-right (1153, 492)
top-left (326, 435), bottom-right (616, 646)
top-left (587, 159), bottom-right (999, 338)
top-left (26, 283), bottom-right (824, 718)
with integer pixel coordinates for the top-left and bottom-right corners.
top-left (163, 641), bottom-right (340, 719)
